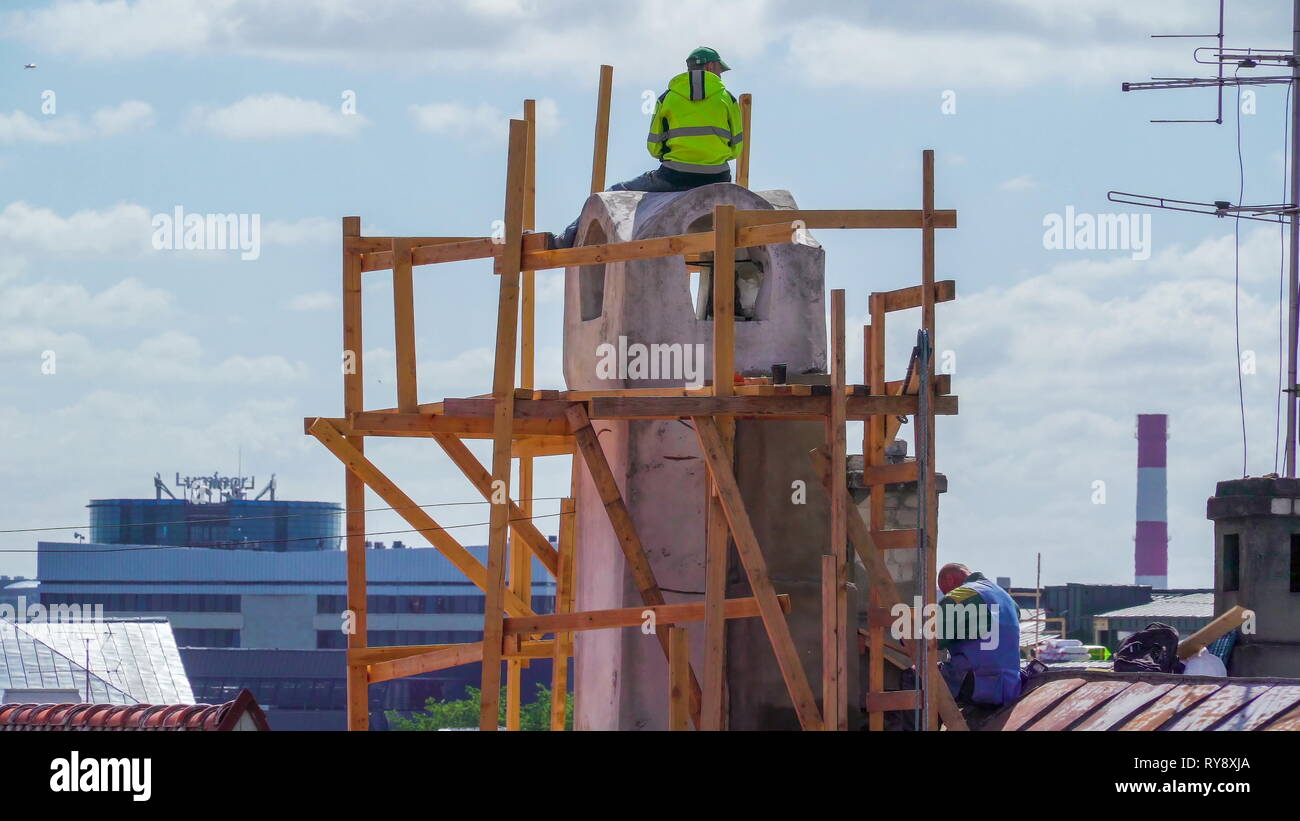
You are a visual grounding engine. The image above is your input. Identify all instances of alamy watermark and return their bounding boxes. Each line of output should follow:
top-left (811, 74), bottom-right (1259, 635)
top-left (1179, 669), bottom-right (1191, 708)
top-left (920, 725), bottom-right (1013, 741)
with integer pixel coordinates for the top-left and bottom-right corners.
top-left (0, 596), bottom-right (104, 624)
top-left (1043, 206), bottom-right (1151, 261)
top-left (595, 336), bottom-right (705, 388)
top-left (151, 206), bottom-right (261, 261)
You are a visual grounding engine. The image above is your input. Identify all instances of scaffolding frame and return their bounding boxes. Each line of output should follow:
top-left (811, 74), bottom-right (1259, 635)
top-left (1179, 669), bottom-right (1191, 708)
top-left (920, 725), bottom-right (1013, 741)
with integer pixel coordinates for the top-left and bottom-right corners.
top-left (304, 65), bottom-right (965, 731)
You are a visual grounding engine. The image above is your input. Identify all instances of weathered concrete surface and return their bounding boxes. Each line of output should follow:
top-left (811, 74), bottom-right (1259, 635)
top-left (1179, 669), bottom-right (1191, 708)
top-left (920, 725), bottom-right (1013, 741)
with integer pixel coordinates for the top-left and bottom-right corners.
top-left (1207, 477), bottom-right (1300, 678)
top-left (564, 184), bottom-right (835, 730)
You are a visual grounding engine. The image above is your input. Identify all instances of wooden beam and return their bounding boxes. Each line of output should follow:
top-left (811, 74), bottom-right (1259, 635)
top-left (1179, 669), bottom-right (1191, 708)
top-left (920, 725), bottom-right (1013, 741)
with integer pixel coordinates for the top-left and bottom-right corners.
top-left (865, 690), bottom-right (920, 713)
top-left (504, 594), bottom-right (788, 635)
top-left (342, 215), bottom-right (369, 732)
top-left (431, 431), bottom-right (559, 575)
top-left (714, 204), bottom-right (736, 394)
top-left (350, 639), bottom-right (560, 667)
top-left (1178, 605), bottom-right (1251, 659)
top-left (878, 280), bottom-right (956, 313)
top-left (307, 418), bottom-right (534, 617)
top-left (370, 642), bottom-right (485, 683)
top-left (920, 148), bottom-right (940, 732)
top-left (737, 93), bottom-right (752, 188)
top-left (349, 411), bottom-right (570, 438)
top-left (826, 288), bottom-right (848, 730)
top-left (347, 235), bottom-right (477, 253)
top-left (590, 64), bottom-right (613, 193)
top-left (586, 394), bottom-right (957, 419)
top-left (392, 238), bottom-right (418, 413)
top-left (861, 461), bottom-right (921, 485)
top-left (669, 627), bottom-right (691, 731)
top-left (821, 554), bottom-right (839, 731)
top-left (701, 493), bottom-right (729, 731)
top-left (732, 209), bottom-right (957, 230)
top-left (511, 436), bottom-right (574, 458)
top-left (693, 416), bottom-right (824, 730)
top-left (550, 497), bottom-right (576, 731)
top-left (566, 403), bottom-right (704, 729)
top-left (480, 119), bottom-right (530, 731)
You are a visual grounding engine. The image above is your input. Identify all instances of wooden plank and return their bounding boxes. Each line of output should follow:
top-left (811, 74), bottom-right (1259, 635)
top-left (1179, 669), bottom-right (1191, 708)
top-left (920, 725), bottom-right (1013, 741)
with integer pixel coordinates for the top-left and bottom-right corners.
top-left (919, 149), bottom-right (941, 733)
top-left (351, 639), bottom-right (559, 667)
top-left (827, 288), bottom-right (848, 730)
top-left (701, 493), bottom-right (728, 731)
top-left (370, 642), bottom-right (484, 684)
top-left (1178, 605), bottom-right (1250, 659)
top-left (347, 235), bottom-right (477, 253)
top-left (590, 65), bottom-right (613, 193)
top-left (431, 432), bottom-right (559, 576)
top-left (861, 462), bottom-right (920, 485)
top-left (308, 418), bottom-right (535, 617)
top-left (877, 280), bottom-right (957, 313)
top-left (1025, 680), bottom-right (1134, 731)
top-left (821, 554), bottom-right (839, 731)
top-left (504, 594), bottom-right (788, 635)
top-left (713, 204), bottom-right (736, 394)
top-left (479, 118), bottom-right (529, 731)
top-left (1071, 681), bottom-right (1177, 731)
top-left (550, 497), bottom-right (576, 731)
top-left (668, 627), bottom-right (691, 731)
top-left (732, 209), bottom-right (957, 230)
top-left (391, 238), bottom-right (418, 413)
top-left (511, 436), bottom-right (573, 458)
top-left (998, 678), bottom-right (1088, 731)
top-left (736, 93), bottom-right (752, 188)
top-left (1165, 683), bottom-right (1275, 732)
top-left (444, 398), bottom-right (575, 419)
top-left (586, 394), bottom-right (956, 419)
top-left (864, 317), bottom-right (885, 732)
top-left (872, 529), bottom-right (921, 550)
top-left (694, 416), bottom-right (824, 730)
top-left (886, 373), bottom-right (950, 395)
top-left (1213, 685), bottom-right (1300, 731)
top-left (566, 403), bottom-right (703, 729)
top-left (342, 215), bottom-right (369, 732)
top-left (350, 411), bottom-right (569, 437)
top-left (1116, 683), bottom-right (1222, 731)
top-left (865, 690), bottom-right (919, 712)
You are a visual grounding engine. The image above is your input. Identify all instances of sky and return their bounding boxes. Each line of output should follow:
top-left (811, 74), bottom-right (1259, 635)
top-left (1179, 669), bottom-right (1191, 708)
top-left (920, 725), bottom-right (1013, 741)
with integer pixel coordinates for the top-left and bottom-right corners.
top-left (0, 0), bottom-right (1294, 589)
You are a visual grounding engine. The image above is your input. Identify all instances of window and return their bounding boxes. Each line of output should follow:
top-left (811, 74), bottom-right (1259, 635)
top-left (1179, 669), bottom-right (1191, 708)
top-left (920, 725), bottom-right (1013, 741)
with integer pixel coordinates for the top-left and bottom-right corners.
top-left (1222, 533), bottom-right (1241, 592)
top-left (578, 222), bottom-right (608, 321)
top-left (1291, 534), bottom-right (1300, 593)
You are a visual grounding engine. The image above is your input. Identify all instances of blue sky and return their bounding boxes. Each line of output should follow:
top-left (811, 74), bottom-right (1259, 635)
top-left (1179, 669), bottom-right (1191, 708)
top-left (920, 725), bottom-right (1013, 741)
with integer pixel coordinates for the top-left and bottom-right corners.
top-left (0, 0), bottom-right (1294, 589)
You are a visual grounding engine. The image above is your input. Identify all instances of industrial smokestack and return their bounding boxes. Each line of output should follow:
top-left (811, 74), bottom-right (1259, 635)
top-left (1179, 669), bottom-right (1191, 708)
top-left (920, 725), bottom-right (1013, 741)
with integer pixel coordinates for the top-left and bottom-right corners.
top-left (1135, 414), bottom-right (1168, 588)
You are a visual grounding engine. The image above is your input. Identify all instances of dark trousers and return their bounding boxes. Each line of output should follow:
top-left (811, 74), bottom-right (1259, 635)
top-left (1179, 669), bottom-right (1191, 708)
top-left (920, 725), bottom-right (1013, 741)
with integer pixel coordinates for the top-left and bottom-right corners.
top-left (555, 165), bottom-right (730, 247)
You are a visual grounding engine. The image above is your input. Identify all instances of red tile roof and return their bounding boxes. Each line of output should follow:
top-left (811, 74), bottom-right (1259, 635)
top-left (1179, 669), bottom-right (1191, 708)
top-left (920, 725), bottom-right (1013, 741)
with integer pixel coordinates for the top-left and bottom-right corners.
top-left (980, 671), bottom-right (1300, 731)
top-left (0, 688), bottom-right (269, 731)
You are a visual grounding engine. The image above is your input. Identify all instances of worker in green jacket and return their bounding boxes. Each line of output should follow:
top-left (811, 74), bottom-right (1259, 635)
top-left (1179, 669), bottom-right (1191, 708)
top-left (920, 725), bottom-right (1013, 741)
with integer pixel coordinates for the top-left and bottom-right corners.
top-left (553, 46), bottom-right (745, 248)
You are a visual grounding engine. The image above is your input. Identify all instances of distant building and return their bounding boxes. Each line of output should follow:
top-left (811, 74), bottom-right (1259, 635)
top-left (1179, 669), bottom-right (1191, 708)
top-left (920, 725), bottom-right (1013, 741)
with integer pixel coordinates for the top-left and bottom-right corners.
top-left (1007, 583), bottom-right (1211, 643)
top-left (88, 473), bottom-right (341, 552)
top-left (1092, 592), bottom-right (1214, 650)
top-left (36, 539), bottom-right (557, 729)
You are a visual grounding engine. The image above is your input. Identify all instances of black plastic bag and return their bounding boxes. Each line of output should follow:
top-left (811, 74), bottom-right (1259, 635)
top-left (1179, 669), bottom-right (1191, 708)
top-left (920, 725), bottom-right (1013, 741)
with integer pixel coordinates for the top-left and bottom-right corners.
top-left (1114, 621), bottom-right (1185, 674)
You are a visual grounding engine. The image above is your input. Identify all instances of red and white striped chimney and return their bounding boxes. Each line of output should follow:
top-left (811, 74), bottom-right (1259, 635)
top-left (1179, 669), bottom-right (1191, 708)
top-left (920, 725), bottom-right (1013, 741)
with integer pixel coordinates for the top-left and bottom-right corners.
top-left (1135, 414), bottom-right (1168, 588)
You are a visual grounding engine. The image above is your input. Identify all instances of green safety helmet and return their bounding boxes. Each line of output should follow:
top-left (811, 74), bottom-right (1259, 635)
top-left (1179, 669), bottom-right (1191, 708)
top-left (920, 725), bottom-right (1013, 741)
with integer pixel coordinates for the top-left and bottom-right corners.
top-left (686, 46), bottom-right (730, 72)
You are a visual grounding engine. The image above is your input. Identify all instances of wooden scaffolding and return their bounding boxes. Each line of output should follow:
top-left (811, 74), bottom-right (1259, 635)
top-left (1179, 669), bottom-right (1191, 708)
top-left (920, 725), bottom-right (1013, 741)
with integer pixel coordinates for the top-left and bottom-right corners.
top-left (305, 65), bottom-right (965, 731)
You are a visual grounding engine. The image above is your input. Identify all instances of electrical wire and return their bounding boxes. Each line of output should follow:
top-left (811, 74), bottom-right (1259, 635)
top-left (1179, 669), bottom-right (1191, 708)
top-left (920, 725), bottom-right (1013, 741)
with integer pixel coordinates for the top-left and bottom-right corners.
top-left (0, 497), bottom-right (571, 536)
top-left (0, 510), bottom-right (575, 554)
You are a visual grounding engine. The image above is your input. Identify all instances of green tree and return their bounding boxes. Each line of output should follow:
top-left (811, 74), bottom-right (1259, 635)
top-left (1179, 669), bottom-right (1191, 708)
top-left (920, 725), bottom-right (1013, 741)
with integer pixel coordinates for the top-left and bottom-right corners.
top-left (387, 683), bottom-right (573, 731)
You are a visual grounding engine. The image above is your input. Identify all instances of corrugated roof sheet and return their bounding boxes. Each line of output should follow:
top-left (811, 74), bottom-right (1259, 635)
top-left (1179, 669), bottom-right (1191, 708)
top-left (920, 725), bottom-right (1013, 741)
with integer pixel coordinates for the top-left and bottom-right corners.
top-left (979, 670), bottom-right (1300, 731)
top-left (0, 618), bottom-right (194, 705)
top-left (1095, 593), bottom-right (1214, 620)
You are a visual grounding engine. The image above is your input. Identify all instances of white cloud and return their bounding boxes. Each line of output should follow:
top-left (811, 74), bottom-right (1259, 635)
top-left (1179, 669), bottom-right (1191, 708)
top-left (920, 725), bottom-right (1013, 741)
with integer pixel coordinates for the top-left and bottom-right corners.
top-left (262, 216), bottom-right (335, 245)
top-left (288, 291), bottom-right (338, 312)
top-left (1000, 174), bottom-right (1037, 192)
top-left (188, 94), bottom-right (367, 139)
top-left (0, 277), bottom-right (172, 327)
top-left (91, 100), bottom-right (155, 135)
top-left (0, 201), bottom-right (154, 256)
top-left (410, 97), bottom-right (559, 142)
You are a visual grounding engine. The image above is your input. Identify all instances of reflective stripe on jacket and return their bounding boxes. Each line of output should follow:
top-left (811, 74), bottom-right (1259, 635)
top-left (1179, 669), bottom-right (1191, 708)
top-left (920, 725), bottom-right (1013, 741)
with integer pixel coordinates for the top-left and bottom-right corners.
top-left (646, 70), bottom-right (744, 173)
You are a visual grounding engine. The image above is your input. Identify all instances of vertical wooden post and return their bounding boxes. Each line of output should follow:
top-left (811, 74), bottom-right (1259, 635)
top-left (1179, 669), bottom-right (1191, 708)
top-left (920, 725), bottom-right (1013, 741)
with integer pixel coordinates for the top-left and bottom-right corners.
top-left (342, 215), bottom-right (369, 731)
top-left (550, 497), bottom-right (576, 730)
top-left (590, 65), bottom-right (614, 194)
top-left (507, 98), bottom-right (539, 733)
top-left (824, 289), bottom-right (848, 729)
top-left (866, 299), bottom-right (886, 732)
top-left (702, 202), bottom-right (736, 729)
top-left (668, 626), bottom-right (691, 731)
top-left (820, 553), bottom-right (838, 731)
top-left (480, 120), bottom-right (529, 731)
top-left (920, 149), bottom-right (940, 731)
top-left (736, 93), bottom-right (752, 189)
top-left (392, 238), bottom-right (418, 413)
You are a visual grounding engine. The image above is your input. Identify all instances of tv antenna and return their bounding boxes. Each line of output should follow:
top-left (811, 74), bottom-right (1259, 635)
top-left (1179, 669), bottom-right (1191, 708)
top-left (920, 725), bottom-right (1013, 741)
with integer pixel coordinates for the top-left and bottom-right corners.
top-left (1109, 0), bottom-right (1300, 475)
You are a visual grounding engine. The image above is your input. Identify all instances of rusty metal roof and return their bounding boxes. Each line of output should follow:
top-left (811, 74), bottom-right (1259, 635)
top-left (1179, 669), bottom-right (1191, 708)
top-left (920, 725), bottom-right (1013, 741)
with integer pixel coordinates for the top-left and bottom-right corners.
top-left (978, 670), bottom-right (1300, 731)
top-left (0, 687), bottom-right (270, 731)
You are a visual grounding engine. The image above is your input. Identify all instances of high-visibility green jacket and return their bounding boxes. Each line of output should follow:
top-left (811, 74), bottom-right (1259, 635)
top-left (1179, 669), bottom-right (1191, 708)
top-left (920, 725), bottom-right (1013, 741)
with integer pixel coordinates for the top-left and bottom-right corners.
top-left (646, 70), bottom-right (744, 174)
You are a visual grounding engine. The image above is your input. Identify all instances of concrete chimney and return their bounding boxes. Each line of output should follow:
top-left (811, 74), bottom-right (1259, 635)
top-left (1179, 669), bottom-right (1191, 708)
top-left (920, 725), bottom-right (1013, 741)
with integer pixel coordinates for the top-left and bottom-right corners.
top-left (1135, 414), bottom-right (1168, 588)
